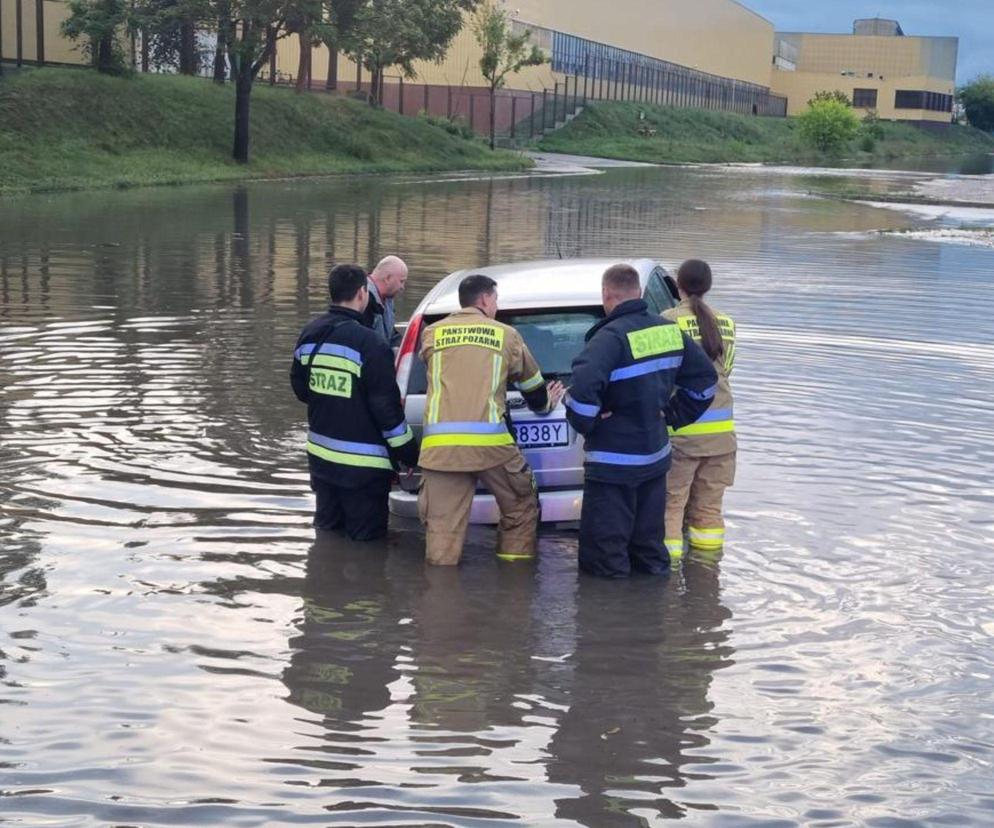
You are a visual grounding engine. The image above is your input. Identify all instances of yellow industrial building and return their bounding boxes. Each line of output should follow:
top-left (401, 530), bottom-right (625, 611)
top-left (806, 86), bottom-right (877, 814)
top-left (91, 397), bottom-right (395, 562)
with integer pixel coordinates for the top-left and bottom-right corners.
top-left (771, 19), bottom-right (958, 124)
top-left (268, 0), bottom-right (786, 126)
top-left (275, 0), bottom-right (775, 94)
top-left (1, 0), bottom-right (959, 127)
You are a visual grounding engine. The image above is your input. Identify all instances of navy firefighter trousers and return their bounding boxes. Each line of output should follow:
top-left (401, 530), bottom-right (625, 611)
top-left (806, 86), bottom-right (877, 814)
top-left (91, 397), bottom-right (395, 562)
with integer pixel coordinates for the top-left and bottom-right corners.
top-left (578, 473), bottom-right (669, 578)
top-left (314, 478), bottom-right (392, 541)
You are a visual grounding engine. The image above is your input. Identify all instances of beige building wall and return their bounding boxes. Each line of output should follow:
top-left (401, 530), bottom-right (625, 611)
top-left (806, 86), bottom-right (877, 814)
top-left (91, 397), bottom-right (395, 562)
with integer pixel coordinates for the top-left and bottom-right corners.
top-left (510, 0), bottom-right (774, 88)
top-left (770, 32), bottom-right (957, 122)
top-left (0, 0), bottom-right (38, 63)
top-left (274, 24), bottom-right (562, 93)
top-left (772, 70), bottom-right (953, 122)
top-left (0, 0), bottom-right (14, 59)
top-left (42, 0), bottom-right (82, 64)
top-left (275, 0), bottom-right (776, 93)
top-left (1, 0), bottom-right (89, 65)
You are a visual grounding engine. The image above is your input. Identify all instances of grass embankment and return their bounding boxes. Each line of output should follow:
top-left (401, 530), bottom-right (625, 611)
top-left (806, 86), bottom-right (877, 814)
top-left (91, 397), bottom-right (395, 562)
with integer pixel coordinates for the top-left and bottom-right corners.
top-left (0, 68), bottom-right (528, 196)
top-left (538, 101), bottom-right (994, 166)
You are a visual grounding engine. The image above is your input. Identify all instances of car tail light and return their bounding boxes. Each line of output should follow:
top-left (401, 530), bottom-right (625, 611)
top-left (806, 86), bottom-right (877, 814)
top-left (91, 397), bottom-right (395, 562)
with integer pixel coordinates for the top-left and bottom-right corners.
top-left (395, 313), bottom-right (423, 404)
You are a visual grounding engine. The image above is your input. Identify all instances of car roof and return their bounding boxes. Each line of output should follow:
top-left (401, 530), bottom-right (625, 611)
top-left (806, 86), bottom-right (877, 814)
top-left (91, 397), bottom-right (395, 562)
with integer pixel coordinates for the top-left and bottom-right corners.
top-left (417, 258), bottom-right (660, 315)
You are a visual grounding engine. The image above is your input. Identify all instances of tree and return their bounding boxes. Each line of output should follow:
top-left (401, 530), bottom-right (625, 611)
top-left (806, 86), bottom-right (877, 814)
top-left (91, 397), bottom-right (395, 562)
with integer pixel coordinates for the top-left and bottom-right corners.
top-left (285, 6), bottom-right (336, 92)
top-left (211, 0), bottom-right (232, 82)
top-left (472, 0), bottom-right (545, 149)
top-left (342, 0), bottom-right (476, 107)
top-left (316, 0), bottom-right (362, 91)
top-left (61, 0), bottom-right (130, 74)
top-left (797, 98), bottom-right (859, 154)
top-left (131, 0), bottom-right (209, 75)
top-left (285, 9), bottom-right (316, 90)
top-left (958, 75), bottom-right (994, 133)
top-left (807, 89), bottom-right (852, 108)
top-left (223, 0), bottom-right (290, 162)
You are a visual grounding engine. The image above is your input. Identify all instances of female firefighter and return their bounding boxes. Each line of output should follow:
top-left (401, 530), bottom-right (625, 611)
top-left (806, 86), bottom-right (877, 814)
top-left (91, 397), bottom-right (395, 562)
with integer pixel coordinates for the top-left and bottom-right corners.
top-left (663, 259), bottom-right (737, 560)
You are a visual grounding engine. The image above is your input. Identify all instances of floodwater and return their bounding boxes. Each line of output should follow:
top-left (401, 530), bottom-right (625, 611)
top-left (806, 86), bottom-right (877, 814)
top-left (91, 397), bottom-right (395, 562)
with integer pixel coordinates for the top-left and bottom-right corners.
top-left (2, 162), bottom-right (993, 827)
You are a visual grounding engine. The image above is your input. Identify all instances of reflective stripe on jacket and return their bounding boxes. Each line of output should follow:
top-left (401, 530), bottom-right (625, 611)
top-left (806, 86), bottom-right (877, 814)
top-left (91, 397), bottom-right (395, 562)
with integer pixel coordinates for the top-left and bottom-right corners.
top-left (565, 299), bottom-right (719, 484)
top-left (419, 307), bottom-right (549, 472)
top-left (290, 306), bottom-right (418, 486)
top-left (663, 299), bottom-right (736, 457)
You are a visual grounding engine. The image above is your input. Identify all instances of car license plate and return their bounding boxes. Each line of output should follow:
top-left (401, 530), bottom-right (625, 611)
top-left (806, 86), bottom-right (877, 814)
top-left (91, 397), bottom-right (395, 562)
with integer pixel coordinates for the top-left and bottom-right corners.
top-left (511, 420), bottom-right (570, 449)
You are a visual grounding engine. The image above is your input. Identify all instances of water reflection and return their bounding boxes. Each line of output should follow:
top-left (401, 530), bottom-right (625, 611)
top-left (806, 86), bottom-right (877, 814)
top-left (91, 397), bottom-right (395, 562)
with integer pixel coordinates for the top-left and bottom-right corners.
top-left (273, 533), bottom-right (733, 825)
top-left (548, 557), bottom-right (733, 825)
top-left (283, 535), bottom-right (412, 733)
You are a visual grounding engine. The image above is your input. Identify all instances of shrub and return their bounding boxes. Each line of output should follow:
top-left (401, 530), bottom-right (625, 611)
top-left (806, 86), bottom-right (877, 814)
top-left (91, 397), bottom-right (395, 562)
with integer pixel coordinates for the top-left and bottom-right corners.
top-left (861, 109), bottom-right (886, 140)
top-left (797, 99), bottom-right (860, 154)
top-left (808, 90), bottom-right (852, 108)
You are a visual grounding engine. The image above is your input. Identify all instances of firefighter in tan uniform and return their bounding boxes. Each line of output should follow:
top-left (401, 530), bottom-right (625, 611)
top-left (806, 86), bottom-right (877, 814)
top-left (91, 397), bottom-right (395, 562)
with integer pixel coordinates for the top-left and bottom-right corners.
top-left (663, 260), bottom-right (736, 559)
top-left (418, 274), bottom-right (565, 565)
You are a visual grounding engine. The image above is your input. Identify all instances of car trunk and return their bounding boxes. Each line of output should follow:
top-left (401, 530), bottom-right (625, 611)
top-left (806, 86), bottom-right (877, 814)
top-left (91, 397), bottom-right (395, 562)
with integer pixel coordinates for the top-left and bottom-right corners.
top-left (397, 308), bottom-right (602, 493)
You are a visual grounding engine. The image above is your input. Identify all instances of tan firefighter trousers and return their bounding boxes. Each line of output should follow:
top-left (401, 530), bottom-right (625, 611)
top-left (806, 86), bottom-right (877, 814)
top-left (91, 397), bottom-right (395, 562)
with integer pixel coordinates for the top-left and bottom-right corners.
top-left (419, 455), bottom-right (540, 566)
top-left (664, 449), bottom-right (736, 555)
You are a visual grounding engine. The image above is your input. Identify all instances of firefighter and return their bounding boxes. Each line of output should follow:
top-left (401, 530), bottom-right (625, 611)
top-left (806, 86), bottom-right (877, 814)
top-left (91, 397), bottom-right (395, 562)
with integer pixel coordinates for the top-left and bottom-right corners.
top-left (565, 264), bottom-right (718, 578)
top-left (418, 274), bottom-right (566, 566)
top-left (290, 264), bottom-right (419, 541)
top-left (663, 259), bottom-right (736, 560)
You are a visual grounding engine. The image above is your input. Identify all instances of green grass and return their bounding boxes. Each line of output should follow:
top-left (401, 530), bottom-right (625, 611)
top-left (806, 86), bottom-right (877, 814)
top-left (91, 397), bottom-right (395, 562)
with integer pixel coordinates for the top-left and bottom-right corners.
top-left (538, 101), bottom-right (994, 166)
top-left (0, 68), bottom-right (529, 196)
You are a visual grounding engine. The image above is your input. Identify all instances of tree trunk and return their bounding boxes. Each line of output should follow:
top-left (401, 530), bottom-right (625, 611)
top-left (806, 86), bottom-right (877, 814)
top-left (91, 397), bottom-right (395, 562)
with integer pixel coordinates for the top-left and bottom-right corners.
top-left (369, 66), bottom-right (380, 105)
top-left (295, 35), bottom-right (311, 92)
top-left (489, 87), bottom-right (496, 150)
top-left (97, 31), bottom-right (115, 73)
top-left (325, 47), bottom-right (337, 91)
top-left (233, 71), bottom-right (253, 163)
top-left (212, 17), bottom-right (228, 82)
top-left (179, 19), bottom-right (198, 75)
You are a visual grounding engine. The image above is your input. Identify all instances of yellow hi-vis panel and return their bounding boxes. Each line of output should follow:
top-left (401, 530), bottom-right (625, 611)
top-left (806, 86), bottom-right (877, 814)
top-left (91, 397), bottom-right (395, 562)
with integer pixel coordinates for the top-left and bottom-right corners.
top-left (627, 325), bottom-right (683, 359)
top-left (669, 419), bottom-right (735, 437)
top-left (309, 368), bottom-right (353, 397)
top-left (434, 324), bottom-right (505, 352)
top-left (677, 315), bottom-right (735, 342)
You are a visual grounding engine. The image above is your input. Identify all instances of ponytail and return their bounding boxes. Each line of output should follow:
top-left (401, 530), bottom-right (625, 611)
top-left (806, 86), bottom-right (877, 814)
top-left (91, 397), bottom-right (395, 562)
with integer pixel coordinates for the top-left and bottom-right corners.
top-left (676, 259), bottom-right (724, 363)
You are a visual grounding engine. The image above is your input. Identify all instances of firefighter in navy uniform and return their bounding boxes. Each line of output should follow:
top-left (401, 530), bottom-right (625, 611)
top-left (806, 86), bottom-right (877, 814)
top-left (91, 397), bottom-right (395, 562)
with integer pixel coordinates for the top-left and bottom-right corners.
top-left (565, 264), bottom-right (718, 578)
top-left (291, 264), bottom-right (419, 540)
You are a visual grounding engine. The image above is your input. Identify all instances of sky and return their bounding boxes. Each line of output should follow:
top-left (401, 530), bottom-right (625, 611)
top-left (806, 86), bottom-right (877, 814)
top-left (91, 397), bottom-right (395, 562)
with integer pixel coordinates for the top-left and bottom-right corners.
top-left (745, 1), bottom-right (993, 83)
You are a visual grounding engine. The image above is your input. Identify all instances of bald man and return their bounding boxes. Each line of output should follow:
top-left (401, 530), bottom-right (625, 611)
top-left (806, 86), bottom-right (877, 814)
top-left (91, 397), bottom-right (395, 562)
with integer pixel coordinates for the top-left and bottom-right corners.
top-left (364, 255), bottom-right (408, 348)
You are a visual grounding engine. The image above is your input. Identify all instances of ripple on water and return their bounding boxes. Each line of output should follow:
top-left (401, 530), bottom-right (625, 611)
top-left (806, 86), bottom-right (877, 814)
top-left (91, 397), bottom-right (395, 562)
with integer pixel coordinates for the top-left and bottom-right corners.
top-left (2, 166), bottom-right (994, 826)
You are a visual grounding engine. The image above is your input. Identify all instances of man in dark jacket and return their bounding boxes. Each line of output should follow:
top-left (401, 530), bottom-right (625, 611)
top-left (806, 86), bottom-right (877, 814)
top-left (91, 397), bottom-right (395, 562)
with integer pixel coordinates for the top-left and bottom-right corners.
top-left (361, 255), bottom-right (407, 348)
top-left (291, 264), bottom-right (419, 540)
top-left (565, 264), bottom-right (718, 577)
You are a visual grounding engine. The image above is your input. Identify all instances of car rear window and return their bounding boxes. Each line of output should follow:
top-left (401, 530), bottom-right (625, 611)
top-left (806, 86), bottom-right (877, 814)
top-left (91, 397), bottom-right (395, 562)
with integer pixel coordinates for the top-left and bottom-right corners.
top-left (404, 308), bottom-right (602, 395)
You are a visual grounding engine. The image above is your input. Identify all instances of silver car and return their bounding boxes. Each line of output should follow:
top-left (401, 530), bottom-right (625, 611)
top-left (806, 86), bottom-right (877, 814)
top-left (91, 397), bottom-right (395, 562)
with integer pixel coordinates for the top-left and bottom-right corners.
top-left (390, 258), bottom-right (679, 525)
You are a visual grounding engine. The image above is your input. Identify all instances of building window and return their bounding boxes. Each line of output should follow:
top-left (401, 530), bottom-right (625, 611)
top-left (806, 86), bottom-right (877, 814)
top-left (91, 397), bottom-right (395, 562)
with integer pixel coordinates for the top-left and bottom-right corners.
top-left (853, 88), bottom-right (878, 108)
top-left (895, 90), bottom-right (924, 109)
top-left (894, 90), bottom-right (953, 112)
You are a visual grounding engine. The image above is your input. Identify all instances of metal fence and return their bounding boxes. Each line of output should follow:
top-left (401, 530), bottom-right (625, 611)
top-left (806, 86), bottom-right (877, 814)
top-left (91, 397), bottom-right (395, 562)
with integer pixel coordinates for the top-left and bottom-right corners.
top-left (264, 67), bottom-right (787, 144)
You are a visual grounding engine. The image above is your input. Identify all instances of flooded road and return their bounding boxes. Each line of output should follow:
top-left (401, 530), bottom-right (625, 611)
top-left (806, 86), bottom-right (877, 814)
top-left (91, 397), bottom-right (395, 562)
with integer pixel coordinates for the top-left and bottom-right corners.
top-left (2, 163), bottom-right (994, 826)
